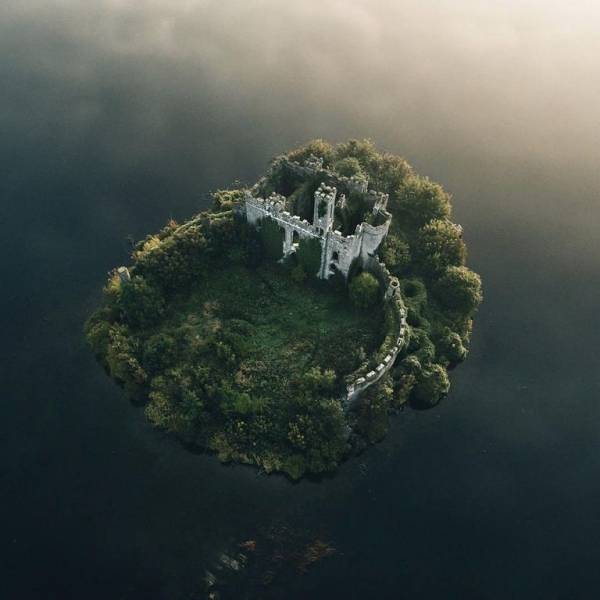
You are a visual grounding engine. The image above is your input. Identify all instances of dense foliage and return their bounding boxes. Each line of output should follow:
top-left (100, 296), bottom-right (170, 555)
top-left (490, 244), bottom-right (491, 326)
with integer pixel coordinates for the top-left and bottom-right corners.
top-left (349, 272), bottom-right (380, 309)
top-left (86, 139), bottom-right (482, 478)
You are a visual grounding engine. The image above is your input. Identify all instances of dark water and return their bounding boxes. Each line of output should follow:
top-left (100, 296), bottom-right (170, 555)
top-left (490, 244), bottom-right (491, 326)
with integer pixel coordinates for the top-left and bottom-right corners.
top-left (2, 2), bottom-right (600, 598)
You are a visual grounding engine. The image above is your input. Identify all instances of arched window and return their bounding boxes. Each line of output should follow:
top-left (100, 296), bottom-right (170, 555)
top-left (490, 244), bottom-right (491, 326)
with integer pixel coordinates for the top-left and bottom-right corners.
top-left (331, 251), bottom-right (339, 263)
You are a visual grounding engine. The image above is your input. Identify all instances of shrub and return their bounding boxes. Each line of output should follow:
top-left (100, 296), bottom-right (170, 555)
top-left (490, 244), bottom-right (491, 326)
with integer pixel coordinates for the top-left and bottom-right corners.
top-left (349, 272), bottom-right (380, 309)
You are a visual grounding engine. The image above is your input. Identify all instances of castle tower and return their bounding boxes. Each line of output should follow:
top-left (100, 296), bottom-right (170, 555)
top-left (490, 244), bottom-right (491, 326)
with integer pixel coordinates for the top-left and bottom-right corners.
top-left (313, 183), bottom-right (336, 236)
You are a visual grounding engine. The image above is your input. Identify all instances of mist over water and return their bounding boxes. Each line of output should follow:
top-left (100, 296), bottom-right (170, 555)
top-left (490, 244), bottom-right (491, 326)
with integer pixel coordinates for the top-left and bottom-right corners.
top-left (2, 1), bottom-right (599, 598)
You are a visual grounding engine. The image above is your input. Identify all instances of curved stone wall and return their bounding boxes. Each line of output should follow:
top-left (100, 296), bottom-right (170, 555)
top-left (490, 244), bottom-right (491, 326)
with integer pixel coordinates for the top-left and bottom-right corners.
top-left (343, 257), bottom-right (408, 409)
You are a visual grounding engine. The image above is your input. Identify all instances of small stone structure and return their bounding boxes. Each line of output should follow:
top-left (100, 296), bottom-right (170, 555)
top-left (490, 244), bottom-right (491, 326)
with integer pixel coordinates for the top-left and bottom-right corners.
top-left (117, 266), bottom-right (131, 283)
top-left (243, 156), bottom-right (392, 280)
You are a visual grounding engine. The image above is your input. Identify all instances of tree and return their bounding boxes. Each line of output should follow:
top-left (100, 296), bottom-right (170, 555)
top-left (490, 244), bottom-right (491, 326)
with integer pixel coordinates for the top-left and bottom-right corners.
top-left (413, 219), bottom-right (466, 276)
top-left (334, 139), bottom-right (378, 168)
top-left (393, 175), bottom-right (451, 229)
top-left (349, 272), bottom-right (380, 309)
top-left (381, 234), bottom-right (411, 274)
top-left (212, 188), bottom-right (244, 211)
top-left (412, 363), bottom-right (450, 407)
top-left (434, 328), bottom-right (467, 364)
top-left (287, 139), bottom-right (334, 166)
top-left (300, 366), bottom-right (336, 393)
top-left (333, 156), bottom-right (364, 178)
top-left (296, 236), bottom-right (322, 276)
top-left (119, 276), bottom-right (165, 328)
top-left (259, 218), bottom-right (284, 260)
top-left (367, 152), bottom-right (412, 196)
top-left (433, 266), bottom-right (482, 315)
top-left (104, 324), bottom-right (147, 397)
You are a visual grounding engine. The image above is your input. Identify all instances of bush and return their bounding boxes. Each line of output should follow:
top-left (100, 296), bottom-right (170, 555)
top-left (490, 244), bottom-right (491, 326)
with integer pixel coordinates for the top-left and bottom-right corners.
top-left (349, 272), bottom-right (380, 309)
top-left (433, 266), bottom-right (482, 316)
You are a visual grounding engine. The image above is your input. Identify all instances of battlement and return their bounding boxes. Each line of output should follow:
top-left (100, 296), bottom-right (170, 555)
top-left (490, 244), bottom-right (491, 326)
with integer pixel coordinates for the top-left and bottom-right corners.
top-left (244, 155), bottom-right (394, 281)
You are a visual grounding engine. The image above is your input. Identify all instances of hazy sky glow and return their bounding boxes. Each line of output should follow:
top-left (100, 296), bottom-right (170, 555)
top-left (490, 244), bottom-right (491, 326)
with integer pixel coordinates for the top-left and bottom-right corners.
top-left (2, 0), bottom-right (599, 166)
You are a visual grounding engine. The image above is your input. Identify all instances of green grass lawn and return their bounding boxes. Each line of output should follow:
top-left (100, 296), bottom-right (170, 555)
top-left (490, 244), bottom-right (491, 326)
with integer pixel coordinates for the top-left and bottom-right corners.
top-left (164, 263), bottom-right (384, 401)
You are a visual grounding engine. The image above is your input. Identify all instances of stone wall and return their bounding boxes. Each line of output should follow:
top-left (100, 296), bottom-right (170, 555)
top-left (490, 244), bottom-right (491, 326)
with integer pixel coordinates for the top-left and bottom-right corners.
top-left (244, 159), bottom-right (392, 281)
top-left (343, 257), bottom-right (407, 409)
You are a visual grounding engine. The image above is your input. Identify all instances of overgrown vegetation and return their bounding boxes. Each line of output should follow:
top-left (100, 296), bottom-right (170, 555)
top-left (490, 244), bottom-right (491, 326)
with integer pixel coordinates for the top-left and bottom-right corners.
top-left (86, 139), bottom-right (482, 478)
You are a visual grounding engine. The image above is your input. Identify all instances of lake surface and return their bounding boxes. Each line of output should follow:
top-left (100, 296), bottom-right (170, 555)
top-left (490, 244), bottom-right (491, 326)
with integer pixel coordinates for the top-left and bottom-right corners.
top-left (2, 2), bottom-right (600, 598)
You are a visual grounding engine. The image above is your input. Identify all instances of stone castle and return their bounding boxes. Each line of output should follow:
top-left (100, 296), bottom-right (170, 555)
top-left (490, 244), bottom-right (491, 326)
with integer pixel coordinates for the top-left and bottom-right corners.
top-left (240, 155), bottom-right (409, 408)
top-left (242, 155), bottom-right (393, 280)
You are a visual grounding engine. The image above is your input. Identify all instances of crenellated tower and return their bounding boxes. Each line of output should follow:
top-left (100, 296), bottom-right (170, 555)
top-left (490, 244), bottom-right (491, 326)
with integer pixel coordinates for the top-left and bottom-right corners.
top-left (312, 183), bottom-right (336, 235)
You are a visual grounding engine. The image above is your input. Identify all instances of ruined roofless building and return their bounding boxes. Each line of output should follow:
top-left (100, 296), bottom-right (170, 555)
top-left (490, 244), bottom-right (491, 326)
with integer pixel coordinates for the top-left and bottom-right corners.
top-left (242, 155), bottom-right (393, 279)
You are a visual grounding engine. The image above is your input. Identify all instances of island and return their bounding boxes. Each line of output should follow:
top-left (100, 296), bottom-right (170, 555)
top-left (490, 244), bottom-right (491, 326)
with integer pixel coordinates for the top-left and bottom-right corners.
top-left (85, 139), bottom-right (482, 479)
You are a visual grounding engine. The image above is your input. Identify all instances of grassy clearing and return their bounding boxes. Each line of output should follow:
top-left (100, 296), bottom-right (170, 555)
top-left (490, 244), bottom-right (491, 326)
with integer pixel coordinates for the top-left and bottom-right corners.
top-left (165, 263), bottom-right (384, 400)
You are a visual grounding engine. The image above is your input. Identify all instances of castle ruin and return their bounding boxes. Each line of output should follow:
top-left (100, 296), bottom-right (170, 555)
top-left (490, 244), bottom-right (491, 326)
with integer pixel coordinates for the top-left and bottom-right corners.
top-left (241, 155), bottom-right (409, 408)
top-left (242, 156), bottom-right (393, 280)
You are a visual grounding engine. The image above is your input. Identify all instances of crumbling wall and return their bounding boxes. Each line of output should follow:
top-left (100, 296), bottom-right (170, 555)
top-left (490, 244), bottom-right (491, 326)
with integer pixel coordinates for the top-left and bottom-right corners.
top-left (343, 257), bottom-right (406, 409)
top-left (244, 172), bottom-right (391, 281)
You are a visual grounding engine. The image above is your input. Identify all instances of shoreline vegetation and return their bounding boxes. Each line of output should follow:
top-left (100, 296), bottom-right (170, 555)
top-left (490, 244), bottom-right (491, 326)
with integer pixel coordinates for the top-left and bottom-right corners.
top-left (85, 139), bottom-right (482, 479)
